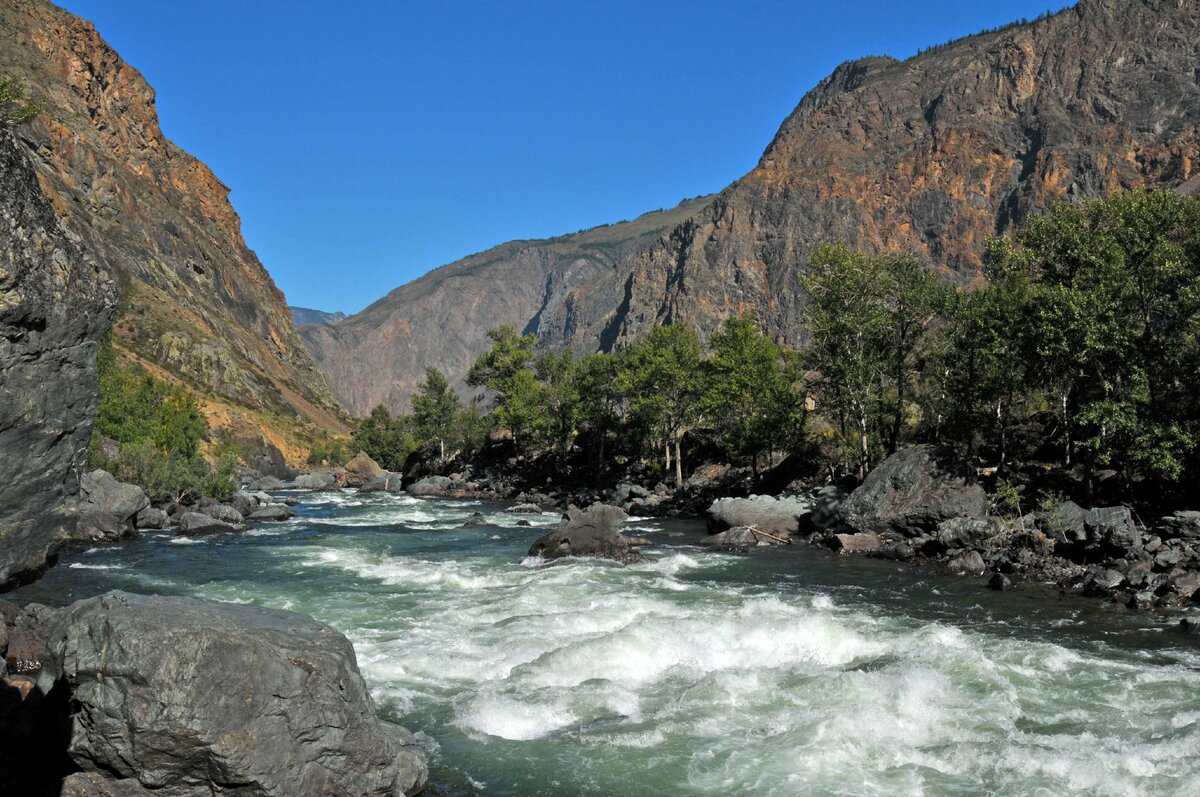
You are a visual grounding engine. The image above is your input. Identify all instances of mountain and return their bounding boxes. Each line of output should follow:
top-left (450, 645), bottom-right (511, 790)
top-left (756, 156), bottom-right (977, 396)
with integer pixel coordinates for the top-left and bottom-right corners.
top-left (300, 198), bottom-right (713, 415)
top-left (0, 0), bottom-right (349, 461)
top-left (290, 307), bottom-right (347, 327)
top-left (303, 0), bottom-right (1198, 415)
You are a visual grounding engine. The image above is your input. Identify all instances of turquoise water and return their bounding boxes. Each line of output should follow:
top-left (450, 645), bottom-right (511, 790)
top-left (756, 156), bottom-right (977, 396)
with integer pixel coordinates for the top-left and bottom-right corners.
top-left (12, 490), bottom-right (1200, 796)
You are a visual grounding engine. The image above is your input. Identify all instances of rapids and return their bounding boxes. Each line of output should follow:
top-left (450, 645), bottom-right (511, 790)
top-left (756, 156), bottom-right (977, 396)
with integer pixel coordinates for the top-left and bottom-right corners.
top-left (12, 490), bottom-right (1200, 796)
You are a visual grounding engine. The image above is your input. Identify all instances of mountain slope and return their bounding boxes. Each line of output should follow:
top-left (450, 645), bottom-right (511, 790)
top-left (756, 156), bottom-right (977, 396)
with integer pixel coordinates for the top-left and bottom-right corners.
top-left (0, 0), bottom-right (349, 456)
top-left (291, 307), bottom-right (347, 326)
top-left (300, 198), bottom-right (712, 415)
top-left (578, 0), bottom-right (1200, 348)
top-left (303, 0), bottom-right (1198, 415)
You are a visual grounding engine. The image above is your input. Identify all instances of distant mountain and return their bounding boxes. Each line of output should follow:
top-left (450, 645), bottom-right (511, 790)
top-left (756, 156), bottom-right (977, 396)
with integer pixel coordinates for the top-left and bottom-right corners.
top-left (291, 307), bottom-right (347, 327)
top-left (0, 0), bottom-right (349, 459)
top-left (302, 0), bottom-right (1198, 417)
top-left (300, 198), bottom-right (714, 415)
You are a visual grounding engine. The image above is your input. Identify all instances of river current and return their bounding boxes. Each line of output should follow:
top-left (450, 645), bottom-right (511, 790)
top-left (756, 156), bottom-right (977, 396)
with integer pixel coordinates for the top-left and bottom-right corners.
top-left (11, 489), bottom-right (1200, 796)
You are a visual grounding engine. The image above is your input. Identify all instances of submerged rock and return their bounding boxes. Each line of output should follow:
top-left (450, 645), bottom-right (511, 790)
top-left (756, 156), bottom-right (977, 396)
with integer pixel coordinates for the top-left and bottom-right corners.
top-left (527, 504), bottom-right (650, 564)
top-left (841, 445), bottom-right (987, 537)
top-left (40, 591), bottom-right (427, 797)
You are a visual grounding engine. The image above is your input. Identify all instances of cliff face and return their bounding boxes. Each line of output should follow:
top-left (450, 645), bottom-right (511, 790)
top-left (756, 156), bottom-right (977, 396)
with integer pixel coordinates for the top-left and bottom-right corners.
top-left (301, 199), bottom-right (712, 416)
top-left (0, 0), bottom-right (348, 450)
top-left (587, 0), bottom-right (1200, 347)
top-left (0, 127), bottom-right (115, 589)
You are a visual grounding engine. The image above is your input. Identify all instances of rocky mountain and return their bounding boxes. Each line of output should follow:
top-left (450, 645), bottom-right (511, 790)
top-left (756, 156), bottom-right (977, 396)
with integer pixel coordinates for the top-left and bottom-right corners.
top-left (0, 0), bottom-right (349, 460)
top-left (300, 198), bottom-right (713, 415)
top-left (290, 306), bottom-right (347, 326)
top-left (305, 0), bottom-right (1198, 415)
top-left (0, 125), bottom-right (115, 589)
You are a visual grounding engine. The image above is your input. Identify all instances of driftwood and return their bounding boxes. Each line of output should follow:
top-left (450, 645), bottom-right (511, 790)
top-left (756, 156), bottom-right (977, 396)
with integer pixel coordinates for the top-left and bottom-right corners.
top-left (749, 526), bottom-right (792, 545)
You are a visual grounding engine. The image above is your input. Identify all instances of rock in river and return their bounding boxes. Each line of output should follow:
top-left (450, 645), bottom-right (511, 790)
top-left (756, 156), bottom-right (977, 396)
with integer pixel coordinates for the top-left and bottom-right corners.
top-left (528, 504), bottom-right (650, 564)
top-left (39, 591), bottom-right (427, 797)
top-left (707, 495), bottom-right (813, 538)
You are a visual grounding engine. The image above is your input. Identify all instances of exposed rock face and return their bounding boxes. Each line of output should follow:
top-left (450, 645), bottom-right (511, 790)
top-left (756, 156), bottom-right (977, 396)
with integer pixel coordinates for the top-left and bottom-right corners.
top-left (290, 306), bottom-right (347, 326)
top-left (0, 0), bottom-right (348, 448)
top-left (300, 199), bottom-right (713, 415)
top-left (527, 504), bottom-right (650, 564)
top-left (841, 446), bottom-right (988, 537)
top-left (40, 591), bottom-right (427, 797)
top-left (302, 0), bottom-right (1199, 412)
top-left (0, 126), bottom-right (115, 590)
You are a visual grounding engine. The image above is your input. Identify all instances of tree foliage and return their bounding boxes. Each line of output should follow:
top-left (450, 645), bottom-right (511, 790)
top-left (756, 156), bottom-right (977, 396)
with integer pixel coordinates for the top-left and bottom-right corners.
top-left (0, 76), bottom-right (44, 126)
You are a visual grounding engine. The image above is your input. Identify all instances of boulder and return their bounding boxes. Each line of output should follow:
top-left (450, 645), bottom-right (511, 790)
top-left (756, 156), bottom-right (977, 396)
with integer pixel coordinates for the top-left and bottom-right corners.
top-left (4, 627), bottom-right (46, 675)
top-left (707, 495), bottom-right (813, 538)
top-left (613, 483), bottom-right (650, 506)
top-left (75, 509), bottom-right (129, 543)
top-left (230, 491), bottom-right (260, 517)
top-left (988, 573), bottom-right (1012, 591)
top-left (700, 526), bottom-right (772, 548)
top-left (527, 504), bottom-right (650, 564)
top-left (248, 475), bottom-right (287, 491)
top-left (935, 517), bottom-right (1001, 550)
top-left (342, 452), bottom-right (385, 488)
top-left (1158, 511), bottom-right (1200, 541)
top-left (507, 503), bottom-right (542, 514)
top-left (80, 470), bottom-right (149, 525)
top-left (205, 504), bottom-right (245, 525)
top-left (40, 591), bottom-right (427, 796)
top-left (359, 473), bottom-right (405, 494)
top-left (249, 504), bottom-right (293, 522)
top-left (1039, 501), bottom-right (1089, 546)
top-left (841, 445), bottom-right (987, 537)
top-left (406, 475), bottom-right (452, 497)
top-left (134, 506), bottom-right (168, 530)
top-left (295, 471), bottom-right (337, 490)
top-left (59, 772), bottom-right (156, 797)
top-left (831, 531), bottom-right (883, 555)
top-left (1170, 571), bottom-right (1200, 599)
top-left (177, 512), bottom-right (237, 536)
top-left (946, 550), bottom-right (986, 575)
top-left (802, 485), bottom-right (849, 532)
top-left (1084, 506), bottom-right (1142, 554)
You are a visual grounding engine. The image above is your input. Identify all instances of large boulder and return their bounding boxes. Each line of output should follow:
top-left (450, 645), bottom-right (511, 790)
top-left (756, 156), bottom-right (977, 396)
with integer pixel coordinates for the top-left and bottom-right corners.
top-left (79, 470), bottom-right (149, 523)
top-left (40, 591), bottom-right (427, 797)
top-left (342, 452), bottom-right (385, 488)
top-left (707, 495), bottom-right (814, 538)
top-left (700, 526), bottom-right (775, 549)
top-left (935, 517), bottom-right (1001, 551)
top-left (249, 504), bottom-right (293, 522)
top-left (177, 512), bottom-right (237, 536)
top-left (1084, 506), bottom-right (1142, 555)
top-left (359, 473), bottom-right (405, 494)
top-left (204, 504), bottom-right (245, 525)
top-left (1158, 511), bottom-right (1200, 541)
top-left (841, 445), bottom-right (987, 537)
top-left (406, 475), bottom-right (452, 497)
top-left (528, 504), bottom-right (650, 564)
top-left (75, 510), bottom-right (130, 543)
top-left (134, 507), bottom-right (168, 530)
top-left (58, 772), bottom-right (156, 797)
top-left (294, 471), bottom-right (337, 490)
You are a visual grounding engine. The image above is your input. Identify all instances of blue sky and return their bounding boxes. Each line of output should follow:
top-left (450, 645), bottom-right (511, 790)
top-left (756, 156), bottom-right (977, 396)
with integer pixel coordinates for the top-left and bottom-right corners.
top-left (58, 1), bottom-right (1072, 315)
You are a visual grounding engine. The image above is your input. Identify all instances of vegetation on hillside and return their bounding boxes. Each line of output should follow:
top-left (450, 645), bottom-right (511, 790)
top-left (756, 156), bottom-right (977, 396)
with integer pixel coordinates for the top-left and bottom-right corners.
top-left (345, 190), bottom-right (1200, 511)
top-left (0, 75), bottom-right (43, 125)
top-left (89, 342), bottom-right (238, 502)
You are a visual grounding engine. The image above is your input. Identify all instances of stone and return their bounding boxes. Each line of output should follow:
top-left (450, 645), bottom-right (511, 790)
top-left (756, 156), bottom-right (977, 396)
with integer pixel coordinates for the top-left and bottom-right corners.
top-left (947, 551), bottom-right (986, 575)
top-left (803, 485), bottom-right (849, 532)
top-left (870, 541), bottom-right (916, 561)
top-left (177, 512), bottom-right (237, 536)
top-left (342, 452), bottom-right (385, 488)
top-left (701, 527), bottom-right (772, 548)
top-left (4, 628), bottom-right (46, 675)
top-left (134, 506), bottom-right (168, 530)
top-left (1170, 571), bottom-right (1200, 599)
top-left (249, 475), bottom-right (287, 491)
top-left (359, 473), bottom-right (405, 494)
top-left (1084, 506), bottom-right (1142, 554)
top-left (988, 573), bottom-right (1012, 591)
top-left (75, 510), bottom-right (129, 543)
top-left (406, 475), bottom-right (453, 497)
top-left (508, 503), bottom-right (543, 514)
top-left (614, 483), bottom-right (651, 506)
top-left (230, 491), bottom-right (260, 517)
top-left (205, 504), bottom-right (245, 525)
top-left (831, 532), bottom-right (883, 555)
top-left (1158, 511), bottom-right (1200, 541)
top-left (1039, 501), bottom-right (1089, 546)
top-left (707, 495), bottom-right (814, 538)
top-left (841, 446), bottom-right (987, 538)
top-left (294, 471), bottom-right (337, 490)
top-left (59, 772), bottom-right (156, 797)
top-left (935, 517), bottom-right (1001, 550)
top-left (80, 470), bottom-right (150, 523)
top-left (527, 504), bottom-right (650, 564)
top-left (249, 504), bottom-right (293, 522)
top-left (40, 591), bottom-right (427, 796)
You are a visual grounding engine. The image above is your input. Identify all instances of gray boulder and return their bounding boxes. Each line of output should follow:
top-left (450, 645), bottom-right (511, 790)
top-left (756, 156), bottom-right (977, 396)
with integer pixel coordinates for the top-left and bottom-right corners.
top-left (248, 475), bottom-right (287, 491)
top-left (59, 772), bottom-right (156, 797)
top-left (75, 509), bottom-right (130, 543)
top-left (295, 471), bottom-right (337, 490)
top-left (406, 475), bottom-right (452, 497)
top-left (229, 491), bottom-right (260, 517)
top-left (135, 506), bottom-right (168, 530)
top-left (205, 504), bottom-right (245, 525)
top-left (249, 504), bottom-right (293, 522)
top-left (1084, 506), bottom-right (1142, 554)
top-left (700, 526), bottom-right (773, 548)
top-left (831, 531), bottom-right (883, 554)
top-left (40, 591), bottom-right (427, 796)
top-left (935, 517), bottom-right (1001, 550)
top-left (507, 503), bottom-right (543, 514)
top-left (177, 512), bottom-right (237, 536)
top-left (1159, 511), bottom-right (1200, 541)
top-left (707, 495), bottom-right (814, 538)
top-left (803, 485), bottom-right (849, 532)
top-left (946, 550), bottom-right (986, 575)
top-left (841, 445), bottom-right (987, 537)
top-left (528, 504), bottom-right (650, 564)
top-left (359, 473), bottom-right (405, 494)
top-left (1039, 501), bottom-right (1089, 545)
top-left (80, 470), bottom-right (149, 524)
top-left (342, 452), bottom-right (385, 488)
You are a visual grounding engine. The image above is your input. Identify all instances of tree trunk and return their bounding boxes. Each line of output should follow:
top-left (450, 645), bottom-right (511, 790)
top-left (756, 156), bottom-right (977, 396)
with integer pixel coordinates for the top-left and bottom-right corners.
top-left (674, 437), bottom-right (683, 489)
top-left (664, 440), bottom-right (672, 474)
top-left (857, 412), bottom-right (870, 480)
top-left (439, 438), bottom-right (445, 461)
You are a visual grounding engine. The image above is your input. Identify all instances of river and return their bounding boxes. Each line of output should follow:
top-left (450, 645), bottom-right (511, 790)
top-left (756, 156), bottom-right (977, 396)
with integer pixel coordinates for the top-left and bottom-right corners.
top-left (11, 490), bottom-right (1200, 796)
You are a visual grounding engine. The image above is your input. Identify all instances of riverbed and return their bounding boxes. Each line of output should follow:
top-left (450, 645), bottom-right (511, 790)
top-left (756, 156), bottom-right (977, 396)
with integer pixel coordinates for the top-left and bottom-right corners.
top-left (12, 490), bottom-right (1200, 796)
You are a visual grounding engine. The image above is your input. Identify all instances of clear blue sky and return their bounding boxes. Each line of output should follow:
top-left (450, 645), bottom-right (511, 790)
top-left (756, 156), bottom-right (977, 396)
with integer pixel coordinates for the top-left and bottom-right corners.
top-left (58, 0), bottom-right (1071, 315)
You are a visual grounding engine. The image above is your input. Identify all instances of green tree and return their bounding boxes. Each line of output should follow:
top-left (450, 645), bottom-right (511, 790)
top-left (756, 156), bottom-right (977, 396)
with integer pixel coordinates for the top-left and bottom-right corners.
top-left (616, 324), bottom-right (705, 487)
top-left (573, 353), bottom-right (622, 470)
top-left (702, 314), bottom-right (805, 479)
top-left (466, 326), bottom-right (542, 450)
top-left (411, 367), bottom-right (462, 460)
top-left (352, 405), bottom-right (416, 471)
top-left (0, 76), bottom-right (44, 126)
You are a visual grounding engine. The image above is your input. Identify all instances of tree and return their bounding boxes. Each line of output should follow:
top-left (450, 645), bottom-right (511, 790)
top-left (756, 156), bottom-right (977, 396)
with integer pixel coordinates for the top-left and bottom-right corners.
top-left (533, 350), bottom-right (577, 458)
top-left (573, 353), bottom-right (622, 471)
top-left (616, 325), bottom-right (705, 487)
top-left (467, 326), bottom-right (541, 450)
top-left (0, 76), bottom-right (44, 126)
top-left (352, 405), bottom-right (415, 471)
top-left (411, 367), bottom-right (461, 460)
top-left (702, 314), bottom-right (804, 479)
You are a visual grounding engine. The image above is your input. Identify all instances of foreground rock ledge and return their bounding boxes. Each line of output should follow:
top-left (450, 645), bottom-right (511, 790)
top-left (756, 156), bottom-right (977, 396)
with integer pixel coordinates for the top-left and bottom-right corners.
top-left (40, 591), bottom-right (427, 797)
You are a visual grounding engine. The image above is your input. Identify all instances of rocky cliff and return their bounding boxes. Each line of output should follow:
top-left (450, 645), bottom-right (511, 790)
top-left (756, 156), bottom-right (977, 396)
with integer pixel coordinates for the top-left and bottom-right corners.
top-left (301, 198), bottom-right (712, 415)
top-left (0, 0), bottom-right (349, 454)
top-left (0, 126), bottom-right (115, 590)
top-left (305, 0), bottom-right (1199, 412)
